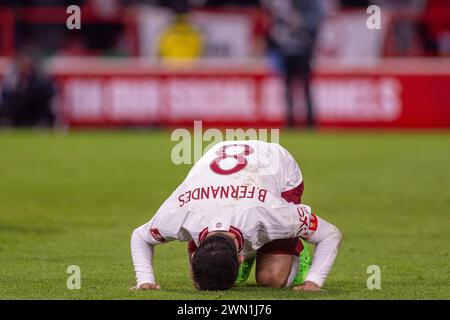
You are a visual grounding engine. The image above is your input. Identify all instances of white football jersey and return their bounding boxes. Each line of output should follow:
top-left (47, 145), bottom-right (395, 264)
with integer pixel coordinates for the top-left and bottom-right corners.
top-left (141, 140), bottom-right (316, 258)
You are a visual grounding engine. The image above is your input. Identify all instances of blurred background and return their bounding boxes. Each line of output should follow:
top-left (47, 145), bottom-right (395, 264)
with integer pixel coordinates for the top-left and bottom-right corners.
top-left (0, 0), bottom-right (449, 129)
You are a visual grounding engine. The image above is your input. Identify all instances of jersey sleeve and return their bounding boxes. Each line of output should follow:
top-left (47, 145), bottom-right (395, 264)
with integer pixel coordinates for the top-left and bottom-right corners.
top-left (292, 204), bottom-right (342, 287)
top-left (303, 215), bottom-right (342, 287)
top-left (133, 214), bottom-right (176, 246)
top-left (130, 212), bottom-right (178, 286)
top-left (292, 204), bottom-right (318, 240)
top-left (130, 199), bottom-right (183, 286)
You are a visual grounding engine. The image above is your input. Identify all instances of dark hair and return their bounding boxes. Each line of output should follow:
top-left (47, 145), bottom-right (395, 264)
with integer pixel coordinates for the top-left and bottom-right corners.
top-left (191, 234), bottom-right (239, 290)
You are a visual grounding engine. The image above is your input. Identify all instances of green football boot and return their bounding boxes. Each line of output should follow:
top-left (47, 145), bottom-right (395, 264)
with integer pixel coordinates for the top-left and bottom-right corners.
top-left (292, 240), bottom-right (312, 286)
top-left (235, 256), bottom-right (255, 285)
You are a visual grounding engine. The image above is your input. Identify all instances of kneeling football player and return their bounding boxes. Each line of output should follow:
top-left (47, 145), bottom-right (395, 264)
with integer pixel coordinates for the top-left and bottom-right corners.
top-left (131, 140), bottom-right (342, 291)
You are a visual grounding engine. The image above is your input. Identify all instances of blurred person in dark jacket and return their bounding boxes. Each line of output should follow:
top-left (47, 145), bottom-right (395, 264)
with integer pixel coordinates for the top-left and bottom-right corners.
top-left (0, 48), bottom-right (55, 127)
top-left (263, 0), bottom-right (324, 128)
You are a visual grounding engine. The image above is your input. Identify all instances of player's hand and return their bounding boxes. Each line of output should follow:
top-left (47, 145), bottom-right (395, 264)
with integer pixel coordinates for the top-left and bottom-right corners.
top-left (292, 281), bottom-right (322, 291)
top-left (129, 283), bottom-right (161, 290)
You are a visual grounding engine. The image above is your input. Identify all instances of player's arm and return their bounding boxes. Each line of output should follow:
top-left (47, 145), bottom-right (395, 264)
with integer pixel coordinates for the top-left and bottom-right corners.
top-left (130, 219), bottom-right (172, 290)
top-left (294, 205), bottom-right (342, 290)
top-left (130, 182), bottom-right (187, 290)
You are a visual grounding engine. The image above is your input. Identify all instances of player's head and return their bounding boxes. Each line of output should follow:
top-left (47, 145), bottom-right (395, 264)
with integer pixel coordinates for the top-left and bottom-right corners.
top-left (191, 233), bottom-right (241, 290)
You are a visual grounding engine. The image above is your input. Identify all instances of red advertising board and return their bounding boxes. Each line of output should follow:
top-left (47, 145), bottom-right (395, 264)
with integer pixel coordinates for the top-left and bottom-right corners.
top-left (313, 62), bottom-right (450, 128)
top-left (1, 58), bottom-right (449, 128)
top-left (51, 59), bottom-right (287, 128)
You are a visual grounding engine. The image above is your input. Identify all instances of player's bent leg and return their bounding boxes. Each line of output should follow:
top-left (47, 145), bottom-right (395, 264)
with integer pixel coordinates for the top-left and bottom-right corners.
top-left (256, 253), bottom-right (294, 288)
top-left (255, 238), bottom-right (303, 288)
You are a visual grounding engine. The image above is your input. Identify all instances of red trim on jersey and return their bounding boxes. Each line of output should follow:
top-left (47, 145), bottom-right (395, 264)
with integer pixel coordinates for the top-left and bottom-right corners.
top-left (188, 240), bottom-right (197, 254)
top-left (309, 213), bottom-right (318, 232)
top-left (150, 228), bottom-right (166, 242)
top-left (197, 225), bottom-right (244, 253)
top-left (229, 226), bottom-right (244, 253)
top-left (198, 227), bottom-right (209, 244)
top-left (297, 207), bottom-right (309, 230)
top-left (281, 181), bottom-right (304, 205)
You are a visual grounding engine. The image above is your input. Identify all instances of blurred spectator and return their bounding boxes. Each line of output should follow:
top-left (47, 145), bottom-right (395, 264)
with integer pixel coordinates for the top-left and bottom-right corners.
top-left (263, 0), bottom-right (324, 128)
top-left (157, 0), bottom-right (204, 63)
top-left (0, 48), bottom-right (55, 127)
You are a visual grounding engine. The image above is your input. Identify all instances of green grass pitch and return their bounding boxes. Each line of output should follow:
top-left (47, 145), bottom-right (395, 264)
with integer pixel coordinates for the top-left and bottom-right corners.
top-left (0, 129), bottom-right (449, 300)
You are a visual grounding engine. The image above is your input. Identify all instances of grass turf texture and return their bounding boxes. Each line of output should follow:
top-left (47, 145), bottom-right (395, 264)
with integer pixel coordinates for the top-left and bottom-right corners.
top-left (0, 129), bottom-right (449, 300)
